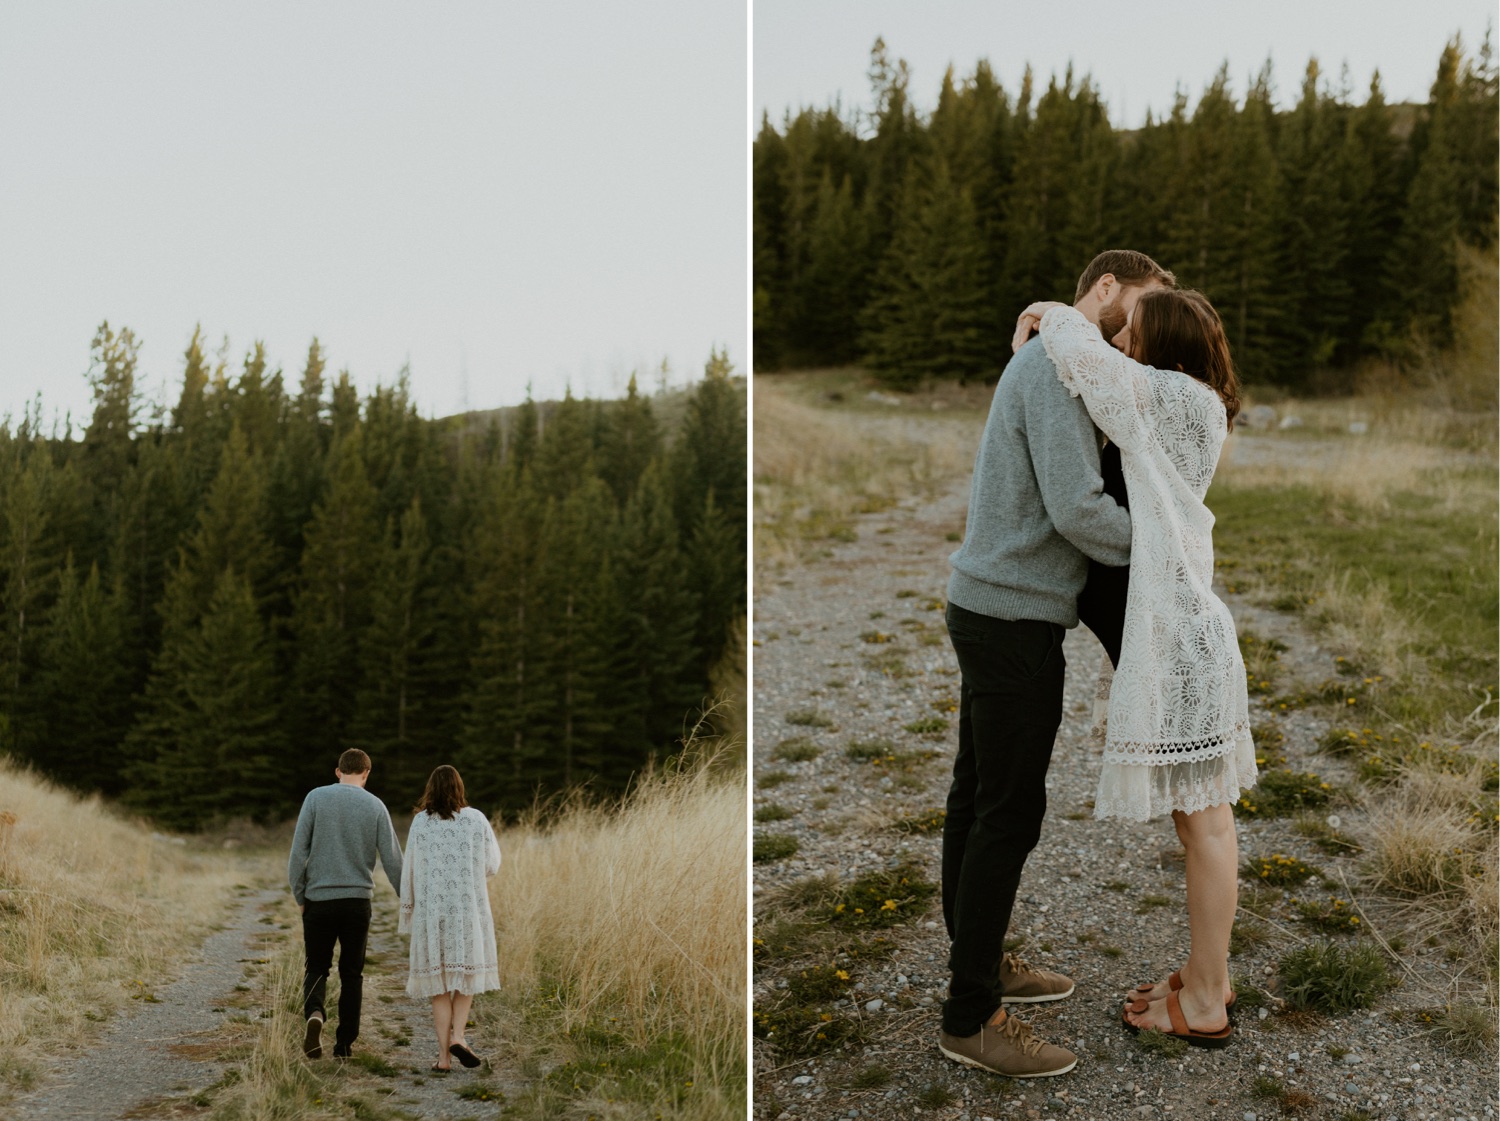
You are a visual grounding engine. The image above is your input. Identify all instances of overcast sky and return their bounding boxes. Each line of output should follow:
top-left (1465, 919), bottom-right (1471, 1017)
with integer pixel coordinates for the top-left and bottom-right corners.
top-left (756, 0), bottom-right (1495, 130)
top-left (0, 1), bottom-right (747, 428)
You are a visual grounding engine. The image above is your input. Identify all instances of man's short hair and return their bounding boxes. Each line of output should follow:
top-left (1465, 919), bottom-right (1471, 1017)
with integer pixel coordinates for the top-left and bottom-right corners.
top-left (338, 748), bottom-right (371, 775)
top-left (1074, 250), bottom-right (1177, 302)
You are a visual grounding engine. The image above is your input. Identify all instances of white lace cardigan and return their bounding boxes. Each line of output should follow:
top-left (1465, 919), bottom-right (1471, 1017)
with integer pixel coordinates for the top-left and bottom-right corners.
top-left (399, 805), bottom-right (503, 998)
top-left (1039, 305), bottom-right (1257, 821)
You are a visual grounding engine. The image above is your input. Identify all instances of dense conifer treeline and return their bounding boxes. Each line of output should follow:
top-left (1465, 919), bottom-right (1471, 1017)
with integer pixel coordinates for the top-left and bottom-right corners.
top-left (754, 36), bottom-right (1499, 387)
top-left (0, 331), bottom-right (745, 827)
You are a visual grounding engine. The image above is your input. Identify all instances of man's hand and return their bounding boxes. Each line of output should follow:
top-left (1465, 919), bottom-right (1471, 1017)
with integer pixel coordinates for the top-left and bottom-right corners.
top-left (300, 904), bottom-right (305, 915)
top-left (1012, 301), bottom-right (1068, 353)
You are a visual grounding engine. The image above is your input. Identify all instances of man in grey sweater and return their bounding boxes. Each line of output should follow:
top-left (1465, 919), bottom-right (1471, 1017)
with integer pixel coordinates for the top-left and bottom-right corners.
top-left (288, 747), bottom-right (404, 1059)
top-left (938, 250), bottom-right (1175, 1078)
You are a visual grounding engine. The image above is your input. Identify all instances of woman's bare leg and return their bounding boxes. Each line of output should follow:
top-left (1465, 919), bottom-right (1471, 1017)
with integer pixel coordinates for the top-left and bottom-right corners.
top-left (431, 994), bottom-right (453, 1067)
top-left (449, 992), bottom-right (475, 1047)
top-left (1126, 802), bottom-right (1236, 1031)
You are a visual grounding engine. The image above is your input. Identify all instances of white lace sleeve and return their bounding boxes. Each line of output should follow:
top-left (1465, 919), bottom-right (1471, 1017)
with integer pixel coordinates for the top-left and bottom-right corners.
top-left (1039, 305), bottom-right (1156, 455)
top-left (398, 813), bottom-right (419, 934)
top-left (482, 814), bottom-right (501, 877)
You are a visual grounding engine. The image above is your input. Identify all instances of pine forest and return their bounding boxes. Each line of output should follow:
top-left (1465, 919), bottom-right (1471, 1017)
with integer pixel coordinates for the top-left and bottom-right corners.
top-left (0, 329), bottom-right (746, 829)
top-left (754, 36), bottom-right (1499, 388)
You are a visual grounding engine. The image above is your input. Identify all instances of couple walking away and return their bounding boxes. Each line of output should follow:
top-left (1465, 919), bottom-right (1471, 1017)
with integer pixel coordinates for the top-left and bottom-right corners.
top-left (287, 749), bottom-right (502, 1072)
top-left (940, 249), bottom-right (1254, 1077)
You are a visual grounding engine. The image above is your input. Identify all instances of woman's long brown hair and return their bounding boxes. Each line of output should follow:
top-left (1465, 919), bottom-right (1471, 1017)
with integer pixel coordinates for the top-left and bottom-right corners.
top-left (415, 765), bottom-right (467, 820)
top-left (1130, 288), bottom-right (1241, 430)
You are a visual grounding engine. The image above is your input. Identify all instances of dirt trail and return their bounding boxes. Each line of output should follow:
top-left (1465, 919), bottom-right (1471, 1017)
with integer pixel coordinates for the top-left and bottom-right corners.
top-left (11, 883), bottom-right (283, 1121)
top-left (752, 456), bottom-right (1495, 1121)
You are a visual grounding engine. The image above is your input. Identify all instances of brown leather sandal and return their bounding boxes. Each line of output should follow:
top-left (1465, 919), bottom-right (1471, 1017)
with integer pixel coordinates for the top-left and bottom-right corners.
top-left (1129, 969), bottom-right (1236, 1010)
top-left (1121, 990), bottom-right (1233, 1049)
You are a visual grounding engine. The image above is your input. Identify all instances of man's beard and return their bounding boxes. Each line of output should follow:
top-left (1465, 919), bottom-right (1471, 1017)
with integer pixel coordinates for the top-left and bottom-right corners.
top-left (1097, 298), bottom-right (1127, 341)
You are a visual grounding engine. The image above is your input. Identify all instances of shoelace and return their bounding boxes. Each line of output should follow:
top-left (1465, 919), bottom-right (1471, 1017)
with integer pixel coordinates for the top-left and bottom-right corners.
top-left (1002, 951), bottom-right (1043, 978)
top-left (995, 1015), bottom-right (1045, 1057)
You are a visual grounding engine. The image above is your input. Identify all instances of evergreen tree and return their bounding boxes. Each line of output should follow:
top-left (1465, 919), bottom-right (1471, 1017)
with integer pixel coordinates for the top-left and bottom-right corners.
top-left (863, 160), bottom-right (993, 385)
top-left (286, 430), bottom-right (380, 782)
top-left (127, 568), bottom-right (286, 828)
top-left (598, 374), bottom-right (661, 505)
top-left (32, 561), bottom-right (132, 793)
top-left (347, 496), bottom-right (437, 793)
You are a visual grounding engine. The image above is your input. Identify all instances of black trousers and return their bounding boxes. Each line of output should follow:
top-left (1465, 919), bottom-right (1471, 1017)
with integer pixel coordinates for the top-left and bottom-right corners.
top-left (301, 897), bottom-right (371, 1049)
top-left (941, 604), bottom-right (1067, 1036)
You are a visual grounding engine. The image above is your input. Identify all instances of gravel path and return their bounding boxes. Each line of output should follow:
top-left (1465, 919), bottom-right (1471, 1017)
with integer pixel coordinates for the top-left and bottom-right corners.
top-left (342, 894), bottom-right (526, 1119)
top-left (11, 883), bottom-right (283, 1121)
top-left (752, 451), bottom-right (1497, 1121)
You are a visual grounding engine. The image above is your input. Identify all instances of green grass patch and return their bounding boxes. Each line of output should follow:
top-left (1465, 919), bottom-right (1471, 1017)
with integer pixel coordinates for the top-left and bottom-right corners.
top-left (1278, 940), bottom-right (1393, 1012)
top-left (1235, 770), bottom-right (1335, 818)
top-left (773, 737), bottom-right (822, 763)
top-left (758, 770), bottom-right (793, 789)
top-left (845, 738), bottom-right (897, 761)
top-left (344, 1052), bottom-right (400, 1077)
top-left (786, 709), bottom-right (834, 728)
top-left (1133, 1029), bottom-right (1188, 1059)
top-left (811, 863), bottom-right (938, 929)
top-left (1242, 852), bottom-right (1319, 886)
top-left (892, 808), bottom-right (947, 835)
top-left (903, 717), bottom-right (948, 735)
top-left (754, 803), bottom-right (795, 823)
top-left (753, 834), bottom-right (799, 863)
top-left (1208, 478), bottom-right (1499, 731)
top-left (1293, 895), bottom-right (1363, 933)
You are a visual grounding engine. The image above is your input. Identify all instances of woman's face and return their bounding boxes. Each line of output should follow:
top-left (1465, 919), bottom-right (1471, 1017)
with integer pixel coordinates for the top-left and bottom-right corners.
top-left (1110, 302), bottom-right (1138, 361)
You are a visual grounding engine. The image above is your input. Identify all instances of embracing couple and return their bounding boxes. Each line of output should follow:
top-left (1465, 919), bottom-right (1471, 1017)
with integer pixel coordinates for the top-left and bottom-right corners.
top-left (287, 749), bottom-right (502, 1072)
top-left (939, 250), bottom-right (1255, 1077)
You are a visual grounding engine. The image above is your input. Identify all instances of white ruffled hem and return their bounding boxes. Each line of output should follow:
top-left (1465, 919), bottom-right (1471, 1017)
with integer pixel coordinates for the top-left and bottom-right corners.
top-left (1093, 728), bottom-right (1258, 822)
top-left (404, 964), bottom-right (502, 1000)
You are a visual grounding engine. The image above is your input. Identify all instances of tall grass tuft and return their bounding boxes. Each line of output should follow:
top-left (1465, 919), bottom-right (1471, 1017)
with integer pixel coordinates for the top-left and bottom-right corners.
top-left (490, 747), bottom-right (745, 1118)
top-left (0, 758), bottom-right (244, 1099)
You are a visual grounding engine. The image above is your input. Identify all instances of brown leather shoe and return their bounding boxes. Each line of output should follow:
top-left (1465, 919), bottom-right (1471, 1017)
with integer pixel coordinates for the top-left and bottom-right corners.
top-left (999, 951), bottom-right (1075, 1004)
top-left (938, 1013), bottom-right (1077, 1078)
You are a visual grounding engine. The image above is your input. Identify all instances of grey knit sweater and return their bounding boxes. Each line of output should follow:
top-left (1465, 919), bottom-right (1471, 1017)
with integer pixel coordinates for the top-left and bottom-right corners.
top-left (947, 337), bottom-right (1132, 626)
top-left (287, 782), bottom-right (404, 905)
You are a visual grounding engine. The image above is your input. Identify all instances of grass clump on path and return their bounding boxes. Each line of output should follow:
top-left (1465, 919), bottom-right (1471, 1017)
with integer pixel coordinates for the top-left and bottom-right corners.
top-left (1278, 940), bottom-right (1393, 1013)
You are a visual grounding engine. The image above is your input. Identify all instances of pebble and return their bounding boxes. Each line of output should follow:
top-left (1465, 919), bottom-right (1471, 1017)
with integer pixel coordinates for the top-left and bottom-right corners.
top-left (1047, 1098), bottom-right (1066, 1110)
top-left (1343, 1054), bottom-right (1363, 1065)
top-left (1344, 1082), bottom-right (1358, 1093)
top-left (1244, 1113), bottom-right (1257, 1121)
top-left (864, 999), bottom-right (884, 1012)
top-left (792, 1075), bottom-right (813, 1085)
top-left (1287, 1052), bottom-right (1299, 1061)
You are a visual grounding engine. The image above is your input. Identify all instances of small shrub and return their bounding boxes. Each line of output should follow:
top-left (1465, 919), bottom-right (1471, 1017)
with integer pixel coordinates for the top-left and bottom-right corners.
top-left (773, 737), bottom-right (821, 763)
top-left (787, 709), bottom-right (833, 728)
top-left (916, 1082), bottom-right (955, 1107)
top-left (903, 717), bottom-right (947, 735)
top-left (845, 739), bottom-right (896, 761)
top-left (1236, 770), bottom-right (1334, 818)
top-left (1291, 815), bottom-right (1361, 855)
top-left (1243, 853), bottom-right (1319, 886)
top-left (1278, 941), bottom-right (1393, 1012)
top-left (759, 770), bottom-right (793, 790)
top-left (843, 1064), bottom-right (892, 1089)
top-left (895, 589), bottom-right (918, 599)
top-left (786, 963), bottom-right (854, 1003)
top-left (1293, 896), bottom-right (1362, 933)
top-left (754, 834), bottom-right (799, 863)
top-left (1229, 921), bottom-right (1270, 956)
top-left (813, 863), bottom-right (938, 929)
top-left (1413, 1003), bottom-right (1498, 1056)
top-left (1251, 722), bottom-right (1288, 767)
top-left (892, 809), bottom-right (946, 835)
top-left (859, 630), bottom-right (896, 645)
top-left (754, 804), bottom-right (794, 823)
top-left (862, 651), bottom-right (911, 677)
top-left (1133, 1029), bottom-right (1187, 1058)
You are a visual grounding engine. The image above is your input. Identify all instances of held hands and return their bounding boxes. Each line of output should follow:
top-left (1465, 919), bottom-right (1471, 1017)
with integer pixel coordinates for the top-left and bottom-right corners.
top-left (1011, 301), bottom-right (1069, 354)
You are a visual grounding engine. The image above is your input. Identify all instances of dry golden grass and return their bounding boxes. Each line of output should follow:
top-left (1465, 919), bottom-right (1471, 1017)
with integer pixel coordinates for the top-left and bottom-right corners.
top-left (754, 376), bottom-right (978, 569)
top-left (492, 759), bottom-right (743, 1037)
top-left (0, 759), bottom-right (247, 1097)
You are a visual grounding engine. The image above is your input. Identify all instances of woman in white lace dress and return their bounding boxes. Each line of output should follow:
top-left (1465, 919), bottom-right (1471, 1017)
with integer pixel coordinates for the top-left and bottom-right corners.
top-left (1017, 289), bottom-right (1254, 1048)
top-left (400, 765), bottom-right (502, 1070)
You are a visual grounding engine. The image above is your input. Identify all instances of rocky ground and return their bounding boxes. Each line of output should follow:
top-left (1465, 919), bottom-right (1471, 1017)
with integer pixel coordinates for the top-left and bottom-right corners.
top-left (751, 456), bottom-right (1496, 1121)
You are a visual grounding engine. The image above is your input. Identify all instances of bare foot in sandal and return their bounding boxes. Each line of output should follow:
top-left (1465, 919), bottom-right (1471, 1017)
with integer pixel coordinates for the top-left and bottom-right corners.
top-left (1128, 968), bottom-right (1235, 1008)
top-left (1124, 987), bottom-right (1228, 1035)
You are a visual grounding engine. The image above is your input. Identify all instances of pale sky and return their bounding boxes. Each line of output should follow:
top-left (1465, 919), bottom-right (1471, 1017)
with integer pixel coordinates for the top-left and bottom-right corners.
top-left (756, 0), bottom-right (1495, 130)
top-left (0, 1), bottom-right (747, 429)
